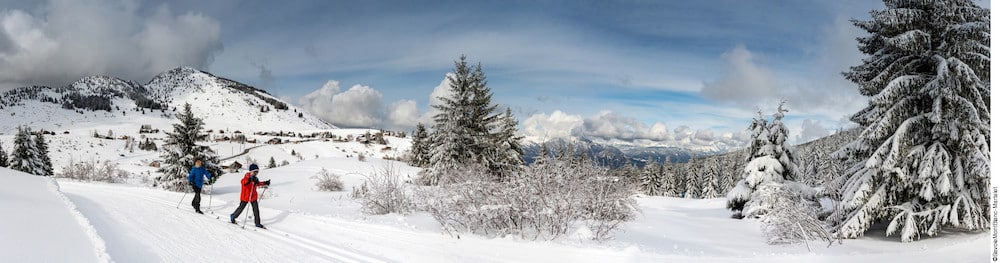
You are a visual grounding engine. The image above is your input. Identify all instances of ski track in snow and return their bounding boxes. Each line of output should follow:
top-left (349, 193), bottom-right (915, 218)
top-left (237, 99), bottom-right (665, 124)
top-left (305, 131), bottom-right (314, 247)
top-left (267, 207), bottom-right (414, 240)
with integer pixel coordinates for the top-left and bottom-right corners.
top-left (60, 181), bottom-right (390, 263)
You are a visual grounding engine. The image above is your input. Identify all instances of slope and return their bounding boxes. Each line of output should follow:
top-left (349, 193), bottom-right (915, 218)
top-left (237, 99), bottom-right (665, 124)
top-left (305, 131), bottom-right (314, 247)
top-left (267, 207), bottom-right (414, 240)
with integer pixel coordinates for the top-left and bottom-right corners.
top-left (0, 167), bottom-right (108, 262)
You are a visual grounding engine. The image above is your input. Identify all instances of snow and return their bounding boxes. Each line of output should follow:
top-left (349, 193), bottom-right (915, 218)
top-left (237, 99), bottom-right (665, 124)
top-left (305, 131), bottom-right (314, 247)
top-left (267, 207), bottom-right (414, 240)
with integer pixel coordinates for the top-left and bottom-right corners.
top-left (13, 153), bottom-right (987, 262)
top-left (0, 167), bottom-right (107, 262)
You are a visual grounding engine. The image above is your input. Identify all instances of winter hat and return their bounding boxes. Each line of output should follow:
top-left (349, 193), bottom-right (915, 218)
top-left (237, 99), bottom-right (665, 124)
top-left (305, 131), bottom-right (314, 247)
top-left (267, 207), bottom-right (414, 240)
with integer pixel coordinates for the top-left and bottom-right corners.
top-left (249, 164), bottom-right (259, 171)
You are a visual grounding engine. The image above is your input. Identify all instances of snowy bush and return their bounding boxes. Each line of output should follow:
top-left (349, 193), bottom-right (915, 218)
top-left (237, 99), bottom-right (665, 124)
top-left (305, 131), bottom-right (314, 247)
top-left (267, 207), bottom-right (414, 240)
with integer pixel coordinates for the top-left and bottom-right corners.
top-left (417, 157), bottom-right (638, 241)
top-left (755, 182), bottom-right (834, 247)
top-left (352, 164), bottom-right (412, 215)
top-left (312, 168), bottom-right (344, 191)
top-left (58, 160), bottom-right (132, 184)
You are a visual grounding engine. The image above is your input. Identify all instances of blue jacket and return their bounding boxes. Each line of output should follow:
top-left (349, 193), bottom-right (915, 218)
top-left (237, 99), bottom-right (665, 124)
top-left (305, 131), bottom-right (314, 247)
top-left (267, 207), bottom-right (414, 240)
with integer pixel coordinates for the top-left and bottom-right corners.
top-left (188, 166), bottom-right (212, 188)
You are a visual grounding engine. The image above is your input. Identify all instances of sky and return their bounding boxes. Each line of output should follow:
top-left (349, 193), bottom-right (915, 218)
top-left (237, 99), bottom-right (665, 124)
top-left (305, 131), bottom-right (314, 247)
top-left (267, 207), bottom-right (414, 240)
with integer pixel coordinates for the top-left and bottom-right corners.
top-left (0, 0), bottom-right (989, 150)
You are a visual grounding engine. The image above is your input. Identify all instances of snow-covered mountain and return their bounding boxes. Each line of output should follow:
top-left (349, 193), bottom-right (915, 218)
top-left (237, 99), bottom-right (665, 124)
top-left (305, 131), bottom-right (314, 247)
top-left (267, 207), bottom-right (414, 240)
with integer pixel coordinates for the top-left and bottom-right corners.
top-left (0, 67), bottom-right (333, 133)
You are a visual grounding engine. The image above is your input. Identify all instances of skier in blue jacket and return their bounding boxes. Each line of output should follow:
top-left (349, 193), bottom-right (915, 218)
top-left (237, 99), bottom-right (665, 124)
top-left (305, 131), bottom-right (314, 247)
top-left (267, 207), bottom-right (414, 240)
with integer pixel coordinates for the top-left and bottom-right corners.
top-left (188, 159), bottom-right (212, 214)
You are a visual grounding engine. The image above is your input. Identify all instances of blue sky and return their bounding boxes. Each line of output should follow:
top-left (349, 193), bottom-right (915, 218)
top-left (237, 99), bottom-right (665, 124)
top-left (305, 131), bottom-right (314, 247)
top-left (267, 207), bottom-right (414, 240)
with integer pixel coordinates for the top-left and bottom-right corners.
top-left (0, 0), bottom-right (988, 149)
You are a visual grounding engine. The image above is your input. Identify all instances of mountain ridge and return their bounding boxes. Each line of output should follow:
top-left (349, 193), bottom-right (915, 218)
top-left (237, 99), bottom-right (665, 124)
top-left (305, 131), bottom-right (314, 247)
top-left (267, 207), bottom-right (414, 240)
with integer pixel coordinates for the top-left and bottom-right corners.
top-left (0, 66), bottom-right (333, 133)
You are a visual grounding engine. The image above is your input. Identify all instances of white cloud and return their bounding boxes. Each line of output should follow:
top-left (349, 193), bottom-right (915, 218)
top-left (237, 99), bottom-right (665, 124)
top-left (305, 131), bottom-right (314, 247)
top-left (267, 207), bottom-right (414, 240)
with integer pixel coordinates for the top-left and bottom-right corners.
top-left (796, 119), bottom-right (829, 143)
top-left (522, 110), bottom-right (584, 139)
top-left (578, 111), bottom-right (670, 141)
top-left (385, 100), bottom-right (419, 130)
top-left (299, 80), bottom-right (384, 128)
top-left (700, 45), bottom-right (776, 105)
top-left (299, 80), bottom-right (422, 130)
top-left (0, 0), bottom-right (222, 90)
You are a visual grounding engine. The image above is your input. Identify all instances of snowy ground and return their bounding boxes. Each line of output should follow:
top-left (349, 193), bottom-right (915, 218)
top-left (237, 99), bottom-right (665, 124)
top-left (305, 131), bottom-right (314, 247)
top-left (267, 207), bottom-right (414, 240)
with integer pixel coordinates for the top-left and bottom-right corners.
top-left (0, 123), bottom-right (989, 262)
top-left (5, 159), bottom-right (988, 262)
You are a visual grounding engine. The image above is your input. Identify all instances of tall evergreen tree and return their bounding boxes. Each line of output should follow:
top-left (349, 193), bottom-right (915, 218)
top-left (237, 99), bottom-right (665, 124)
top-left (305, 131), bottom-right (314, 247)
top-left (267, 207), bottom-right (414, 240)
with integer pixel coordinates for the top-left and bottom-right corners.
top-left (728, 103), bottom-right (800, 217)
top-left (767, 101), bottom-right (798, 182)
top-left (829, 0), bottom-right (990, 242)
top-left (660, 164), bottom-right (677, 197)
top-left (155, 103), bottom-right (222, 191)
top-left (684, 162), bottom-right (701, 199)
top-left (9, 126), bottom-right (46, 176)
top-left (34, 133), bottom-right (53, 176)
top-left (0, 141), bottom-right (8, 168)
top-left (701, 159), bottom-right (721, 198)
top-left (489, 108), bottom-right (524, 181)
top-left (639, 157), bottom-right (662, 196)
top-left (423, 55), bottom-right (514, 185)
top-left (409, 123), bottom-right (431, 167)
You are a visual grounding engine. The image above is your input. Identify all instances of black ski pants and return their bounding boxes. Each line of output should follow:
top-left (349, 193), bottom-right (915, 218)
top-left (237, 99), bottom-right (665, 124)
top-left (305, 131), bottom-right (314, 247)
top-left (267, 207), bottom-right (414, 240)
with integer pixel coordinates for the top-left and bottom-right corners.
top-left (231, 201), bottom-right (261, 225)
top-left (190, 185), bottom-right (202, 212)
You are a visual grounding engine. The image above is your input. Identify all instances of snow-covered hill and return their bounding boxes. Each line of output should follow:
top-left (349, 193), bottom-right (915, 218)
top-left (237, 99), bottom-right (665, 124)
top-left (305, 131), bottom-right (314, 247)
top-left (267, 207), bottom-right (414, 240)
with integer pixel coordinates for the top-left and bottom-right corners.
top-left (0, 167), bottom-right (108, 262)
top-left (0, 66), bottom-right (333, 134)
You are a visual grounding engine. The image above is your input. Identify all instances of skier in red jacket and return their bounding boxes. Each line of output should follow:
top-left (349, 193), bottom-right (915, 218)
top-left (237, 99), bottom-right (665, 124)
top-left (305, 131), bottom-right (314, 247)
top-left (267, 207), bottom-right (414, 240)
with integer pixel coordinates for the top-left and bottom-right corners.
top-left (229, 164), bottom-right (270, 228)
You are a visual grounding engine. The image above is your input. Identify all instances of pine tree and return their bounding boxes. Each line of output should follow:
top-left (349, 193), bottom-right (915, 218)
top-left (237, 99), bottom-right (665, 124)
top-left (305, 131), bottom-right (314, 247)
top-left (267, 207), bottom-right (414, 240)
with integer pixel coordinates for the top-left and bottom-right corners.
top-left (684, 162), bottom-right (701, 199)
top-left (0, 141), bottom-right (8, 168)
top-left (34, 133), bottom-right (53, 176)
top-left (660, 163), bottom-right (676, 197)
top-left (489, 108), bottom-right (524, 181)
top-left (829, 0), bottom-right (990, 242)
top-left (701, 159), bottom-right (721, 198)
top-left (155, 103), bottom-right (222, 191)
top-left (268, 157), bottom-right (277, 168)
top-left (767, 101), bottom-right (799, 182)
top-left (728, 103), bottom-right (802, 217)
top-left (639, 157), bottom-right (662, 196)
top-left (409, 123), bottom-right (431, 167)
top-left (10, 126), bottom-right (41, 175)
top-left (423, 55), bottom-right (510, 185)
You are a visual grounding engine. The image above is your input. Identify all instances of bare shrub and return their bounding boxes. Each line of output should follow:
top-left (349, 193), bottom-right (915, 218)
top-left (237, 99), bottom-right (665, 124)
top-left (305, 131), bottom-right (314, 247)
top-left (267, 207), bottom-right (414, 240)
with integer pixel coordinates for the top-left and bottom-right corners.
top-left (312, 168), bottom-right (344, 191)
top-left (417, 157), bottom-right (639, 241)
top-left (352, 164), bottom-right (412, 215)
top-left (58, 159), bottom-right (132, 184)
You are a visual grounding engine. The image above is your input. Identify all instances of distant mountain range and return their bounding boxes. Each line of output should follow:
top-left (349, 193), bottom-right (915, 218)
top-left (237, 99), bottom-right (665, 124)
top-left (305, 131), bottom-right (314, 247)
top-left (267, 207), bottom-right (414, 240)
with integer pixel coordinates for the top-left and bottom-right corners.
top-left (521, 137), bottom-right (705, 168)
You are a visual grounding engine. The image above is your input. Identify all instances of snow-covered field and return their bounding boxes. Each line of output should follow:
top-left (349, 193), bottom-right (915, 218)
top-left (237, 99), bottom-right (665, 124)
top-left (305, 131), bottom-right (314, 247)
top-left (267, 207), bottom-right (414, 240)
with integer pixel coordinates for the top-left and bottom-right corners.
top-left (0, 135), bottom-right (987, 262)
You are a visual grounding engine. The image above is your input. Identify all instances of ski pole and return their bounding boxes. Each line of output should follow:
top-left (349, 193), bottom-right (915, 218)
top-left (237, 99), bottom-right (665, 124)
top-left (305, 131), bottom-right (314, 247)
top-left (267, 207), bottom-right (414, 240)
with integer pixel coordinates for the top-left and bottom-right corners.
top-left (175, 185), bottom-right (189, 209)
top-left (242, 184), bottom-right (258, 229)
top-left (242, 185), bottom-right (268, 228)
top-left (207, 183), bottom-right (214, 213)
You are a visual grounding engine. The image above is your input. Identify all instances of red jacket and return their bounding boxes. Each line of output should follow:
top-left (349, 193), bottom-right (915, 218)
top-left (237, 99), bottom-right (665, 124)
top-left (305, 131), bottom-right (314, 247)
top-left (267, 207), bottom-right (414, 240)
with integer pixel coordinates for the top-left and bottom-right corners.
top-left (239, 172), bottom-right (267, 202)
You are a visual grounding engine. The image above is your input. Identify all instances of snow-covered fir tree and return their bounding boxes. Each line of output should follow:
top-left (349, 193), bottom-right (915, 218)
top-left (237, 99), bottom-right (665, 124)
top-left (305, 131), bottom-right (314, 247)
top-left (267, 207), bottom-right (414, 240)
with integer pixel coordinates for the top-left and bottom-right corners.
top-left (727, 103), bottom-right (804, 218)
top-left (684, 162), bottom-right (701, 199)
top-left (9, 126), bottom-right (48, 176)
top-left (829, 0), bottom-right (990, 242)
top-left (268, 157), bottom-right (277, 168)
top-left (33, 133), bottom-right (53, 176)
top-left (0, 141), bottom-right (8, 168)
top-left (639, 157), bottom-right (662, 196)
top-left (766, 101), bottom-right (799, 182)
top-left (155, 103), bottom-right (222, 191)
top-left (701, 159), bottom-right (721, 198)
top-left (408, 123), bottom-right (431, 168)
top-left (660, 163), bottom-right (676, 197)
top-left (422, 55), bottom-right (521, 185)
top-left (488, 108), bottom-right (524, 181)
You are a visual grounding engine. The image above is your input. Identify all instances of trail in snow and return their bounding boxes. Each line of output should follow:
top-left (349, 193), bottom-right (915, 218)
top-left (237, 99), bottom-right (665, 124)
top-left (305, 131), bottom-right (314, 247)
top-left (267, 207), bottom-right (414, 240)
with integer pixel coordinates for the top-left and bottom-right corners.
top-left (59, 181), bottom-right (389, 263)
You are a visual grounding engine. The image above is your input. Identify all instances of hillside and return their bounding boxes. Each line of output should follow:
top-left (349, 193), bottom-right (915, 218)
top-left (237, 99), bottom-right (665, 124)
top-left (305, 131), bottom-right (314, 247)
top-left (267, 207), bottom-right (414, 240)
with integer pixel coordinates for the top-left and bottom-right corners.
top-left (0, 67), bottom-right (333, 134)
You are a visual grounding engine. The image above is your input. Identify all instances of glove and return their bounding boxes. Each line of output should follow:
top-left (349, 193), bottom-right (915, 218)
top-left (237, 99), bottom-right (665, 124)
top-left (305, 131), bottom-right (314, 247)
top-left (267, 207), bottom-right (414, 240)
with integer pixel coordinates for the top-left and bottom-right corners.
top-left (264, 180), bottom-right (271, 186)
top-left (188, 181), bottom-right (194, 186)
